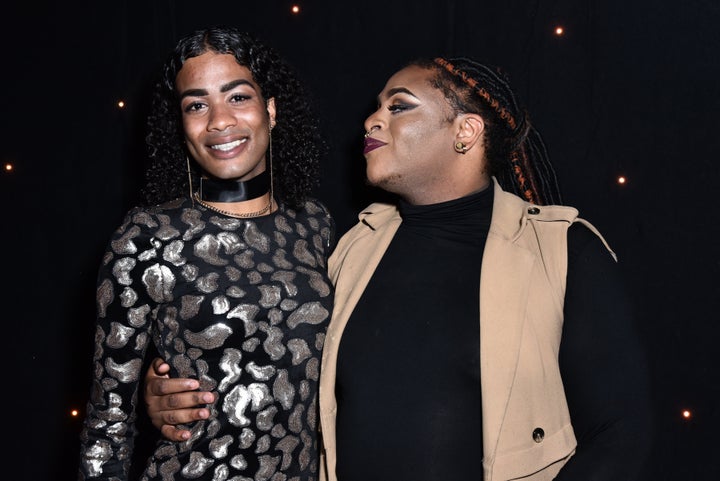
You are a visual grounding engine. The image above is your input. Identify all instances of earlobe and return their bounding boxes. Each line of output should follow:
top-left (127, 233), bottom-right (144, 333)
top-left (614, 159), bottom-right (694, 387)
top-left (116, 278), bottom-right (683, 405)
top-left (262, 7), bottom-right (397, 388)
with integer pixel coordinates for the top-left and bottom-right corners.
top-left (454, 141), bottom-right (469, 154)
top-left (267, 97), bottom-right (277, 129)
top-left (455, 114), bottom-right (484, 152)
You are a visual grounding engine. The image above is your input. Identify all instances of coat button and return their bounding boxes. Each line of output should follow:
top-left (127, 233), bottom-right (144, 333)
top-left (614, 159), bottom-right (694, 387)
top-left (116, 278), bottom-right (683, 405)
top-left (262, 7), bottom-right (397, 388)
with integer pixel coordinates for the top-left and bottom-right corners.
top-left (532, 428), bottom-right (545, 443)
top-left (527, 207), bottom-right (540, 215)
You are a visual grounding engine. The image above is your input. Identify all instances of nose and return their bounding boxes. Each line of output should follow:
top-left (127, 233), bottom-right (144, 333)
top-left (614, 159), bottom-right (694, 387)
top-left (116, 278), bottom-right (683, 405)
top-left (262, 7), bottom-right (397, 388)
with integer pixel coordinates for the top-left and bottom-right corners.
top-left (364, 126), bottom-right (379, 138)
top-left (363, 107), bottom-right (384, 136)
top-left (207, 104), bottom-right (236, 132)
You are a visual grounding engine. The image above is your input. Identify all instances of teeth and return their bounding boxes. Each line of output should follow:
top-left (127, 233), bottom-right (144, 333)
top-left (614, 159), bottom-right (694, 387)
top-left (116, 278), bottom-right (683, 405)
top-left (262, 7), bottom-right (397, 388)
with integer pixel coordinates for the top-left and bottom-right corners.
top-left (211, 139), bottom-right (246, 151)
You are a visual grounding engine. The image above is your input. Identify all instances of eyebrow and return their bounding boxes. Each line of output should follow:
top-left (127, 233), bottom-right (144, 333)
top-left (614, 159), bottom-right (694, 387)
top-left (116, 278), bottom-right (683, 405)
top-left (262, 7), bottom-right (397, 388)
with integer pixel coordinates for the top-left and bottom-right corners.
top-left (379, 87), bottom-right (418, 102)
top-left (179, 79), bottom-right (256, 100)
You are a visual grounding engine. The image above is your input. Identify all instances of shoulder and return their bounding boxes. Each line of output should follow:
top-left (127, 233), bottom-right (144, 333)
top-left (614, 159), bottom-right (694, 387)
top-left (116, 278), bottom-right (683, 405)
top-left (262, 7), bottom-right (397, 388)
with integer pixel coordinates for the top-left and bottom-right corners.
top-left (299, 198), bottom-right (334, 220)
top-left (328, 202), bottom-right (400, 279)
top-left (356, 202), bottom-right (400, 228)
top-left (332, 202), bottom-right (400, 254)
top-left (524, 205), bottom-right (616, 263)
top-left (124, 197), bottom-right (188, 223)
top-left (492, 182), bottom-right (579, 238)
top-left (111, 198), bottom-right (191, 243)
top-left (494, 185), bottom-right (616, 263)
top-left (150, 196), bottom-right (188, 211)
top-left (567, 222), bottom-right (602, 250)
top-left (526, 204), bottom-right (579, 223)
top-left (282, 198), bottom-right (335, 227)
top-left (333, 202), bottom-right (399, 246)
top-left (280, 198), bottom-right (336, 249)
top-left (567, 221), bottom-right (618, 265)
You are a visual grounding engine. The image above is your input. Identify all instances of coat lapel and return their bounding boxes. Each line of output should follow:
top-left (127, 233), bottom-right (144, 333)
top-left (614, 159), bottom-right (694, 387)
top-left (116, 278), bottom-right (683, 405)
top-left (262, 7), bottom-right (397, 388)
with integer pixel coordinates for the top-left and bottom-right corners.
top-left (328, 204), bottom-right (401, 341)
top-left (480, 182), bottom-right (536, 461)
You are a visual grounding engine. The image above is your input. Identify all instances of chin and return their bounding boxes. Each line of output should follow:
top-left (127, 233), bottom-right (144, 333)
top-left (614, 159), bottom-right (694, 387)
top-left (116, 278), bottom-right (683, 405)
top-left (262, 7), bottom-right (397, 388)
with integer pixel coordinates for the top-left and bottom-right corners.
top-left (364, 171), bottom-right (386, 188)
top-left (365, 165), bottom-right (391, 185)
top-left (366, 172), bottom-right (404, 195)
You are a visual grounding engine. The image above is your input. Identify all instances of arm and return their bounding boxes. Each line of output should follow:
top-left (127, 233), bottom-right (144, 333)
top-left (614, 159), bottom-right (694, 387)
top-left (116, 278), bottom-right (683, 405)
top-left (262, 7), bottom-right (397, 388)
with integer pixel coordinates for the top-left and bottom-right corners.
top-left (554, 224), bottom-right (653, 480)
top-left (79, 218), bottom-right (153, 479)
top-left (143, 357), bottom-right (216, 441)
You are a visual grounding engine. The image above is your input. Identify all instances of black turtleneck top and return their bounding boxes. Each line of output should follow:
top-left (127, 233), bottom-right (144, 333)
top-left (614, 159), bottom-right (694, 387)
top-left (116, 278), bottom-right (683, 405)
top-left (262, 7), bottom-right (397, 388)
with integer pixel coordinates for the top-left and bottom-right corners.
top-left (334, 187), bottom-right (651, 481)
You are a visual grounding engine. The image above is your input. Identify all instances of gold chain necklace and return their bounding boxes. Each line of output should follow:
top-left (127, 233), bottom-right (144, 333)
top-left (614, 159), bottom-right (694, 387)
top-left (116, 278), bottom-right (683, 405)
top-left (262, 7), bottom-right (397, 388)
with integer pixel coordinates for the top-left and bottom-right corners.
top-left (193, 192), bottom-right (273, 218)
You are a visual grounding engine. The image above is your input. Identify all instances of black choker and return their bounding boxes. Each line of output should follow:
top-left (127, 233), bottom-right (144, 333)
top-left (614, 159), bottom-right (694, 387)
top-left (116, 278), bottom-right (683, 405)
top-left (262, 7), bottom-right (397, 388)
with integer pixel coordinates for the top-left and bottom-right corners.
top-left (198, 170), bottom-right (270, 202)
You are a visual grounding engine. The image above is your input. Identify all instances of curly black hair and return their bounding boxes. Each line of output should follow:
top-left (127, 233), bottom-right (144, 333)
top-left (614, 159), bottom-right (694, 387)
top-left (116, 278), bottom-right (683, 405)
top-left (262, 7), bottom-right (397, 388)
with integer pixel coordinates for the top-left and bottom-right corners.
top-left (141, 27), bottom-right (325, 208)
top-left (408, 57), bottom-right (562, 206)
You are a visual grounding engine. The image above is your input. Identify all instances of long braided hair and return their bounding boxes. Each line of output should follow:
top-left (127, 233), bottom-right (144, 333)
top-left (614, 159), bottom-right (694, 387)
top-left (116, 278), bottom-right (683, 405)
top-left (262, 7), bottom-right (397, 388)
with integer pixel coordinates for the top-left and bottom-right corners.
top-left (142, 27), bottom-right (325, 208)
top-left (410, 57), bottom-right (562, 205)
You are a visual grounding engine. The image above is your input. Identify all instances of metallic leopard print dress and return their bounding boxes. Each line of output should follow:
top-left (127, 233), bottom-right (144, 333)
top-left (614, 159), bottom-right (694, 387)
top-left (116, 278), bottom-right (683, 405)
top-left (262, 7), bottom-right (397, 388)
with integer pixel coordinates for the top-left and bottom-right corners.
top-left (79, 198), bottom-right (334, 481)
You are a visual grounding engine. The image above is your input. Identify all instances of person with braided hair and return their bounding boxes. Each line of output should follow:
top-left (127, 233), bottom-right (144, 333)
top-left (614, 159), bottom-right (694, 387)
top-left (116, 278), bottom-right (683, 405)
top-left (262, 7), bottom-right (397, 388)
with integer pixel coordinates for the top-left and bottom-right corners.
top-left (143, 57), bottom-right (651, 480)
top-left (78, 27), bottom-right (335, 480)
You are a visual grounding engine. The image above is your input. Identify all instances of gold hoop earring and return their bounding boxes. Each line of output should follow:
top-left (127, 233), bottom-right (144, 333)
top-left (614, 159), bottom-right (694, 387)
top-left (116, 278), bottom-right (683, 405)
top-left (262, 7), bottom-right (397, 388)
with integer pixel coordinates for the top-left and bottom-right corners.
top-left (267, 128), bottom-right (275, 212)
top-left (186, 156), bottom-right (195, 206)
top-left (454, 141), bottom-right (468, 154)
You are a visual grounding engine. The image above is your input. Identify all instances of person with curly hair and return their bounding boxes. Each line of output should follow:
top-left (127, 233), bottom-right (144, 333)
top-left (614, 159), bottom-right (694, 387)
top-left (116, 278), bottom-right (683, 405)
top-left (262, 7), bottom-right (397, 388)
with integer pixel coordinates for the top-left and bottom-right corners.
top-left (142, 57), bottom-right (651, 480)
top-left (78, 26), bottom-right (335, 481)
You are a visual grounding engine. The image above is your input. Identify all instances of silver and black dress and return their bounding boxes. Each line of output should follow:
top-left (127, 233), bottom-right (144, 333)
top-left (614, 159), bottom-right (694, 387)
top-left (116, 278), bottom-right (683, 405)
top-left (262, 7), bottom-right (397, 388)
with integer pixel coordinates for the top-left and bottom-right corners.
top-left (79, 197), bottom-right (334, 481)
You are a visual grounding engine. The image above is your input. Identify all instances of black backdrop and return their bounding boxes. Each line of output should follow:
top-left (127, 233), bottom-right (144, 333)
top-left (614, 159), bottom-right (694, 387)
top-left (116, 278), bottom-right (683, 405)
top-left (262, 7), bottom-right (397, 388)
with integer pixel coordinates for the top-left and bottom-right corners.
top-left (3, 1), bottom-right (719, 479)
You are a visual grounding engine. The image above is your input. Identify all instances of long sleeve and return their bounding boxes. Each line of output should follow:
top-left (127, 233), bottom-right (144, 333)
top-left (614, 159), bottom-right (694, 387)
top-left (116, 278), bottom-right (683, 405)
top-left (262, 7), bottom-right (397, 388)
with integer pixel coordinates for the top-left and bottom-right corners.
top-left (78, 199), bottom-right (335, 480)
top-left (78, 210), bottom-right (156, 480)
top-left (554, 223), bottom-right (653, 480)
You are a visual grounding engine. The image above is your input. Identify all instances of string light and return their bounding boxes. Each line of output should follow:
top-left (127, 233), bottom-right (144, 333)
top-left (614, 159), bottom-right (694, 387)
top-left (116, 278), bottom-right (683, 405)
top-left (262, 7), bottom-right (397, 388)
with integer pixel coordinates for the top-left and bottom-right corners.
top-left (617, 175), bottom-right (627, 185)
top-left (71, 409), bottom-right (80, 417)
top-left (682, 409), bottom-right (692, 420)
top-left (117, 100), bottom-right (125, 108)
top-left (291, 4), bottom-right (300, 14)
top-left (554, 26), bottom-right (564, 36)
top-left (4, 163), bottom-right (13, 172)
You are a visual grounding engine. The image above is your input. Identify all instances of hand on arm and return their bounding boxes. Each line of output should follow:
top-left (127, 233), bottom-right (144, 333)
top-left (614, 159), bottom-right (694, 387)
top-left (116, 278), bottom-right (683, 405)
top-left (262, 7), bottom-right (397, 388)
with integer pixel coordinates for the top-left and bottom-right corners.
top-left (144, 357), bottom-right (217, 441)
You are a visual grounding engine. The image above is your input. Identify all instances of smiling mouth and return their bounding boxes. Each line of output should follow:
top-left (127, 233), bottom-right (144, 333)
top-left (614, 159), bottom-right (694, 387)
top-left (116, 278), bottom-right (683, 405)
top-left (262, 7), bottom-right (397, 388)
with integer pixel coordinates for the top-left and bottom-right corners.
top-left (211, 138), bottom-right (247, 151)
top-left (363, 137), bottom-right (387, 154)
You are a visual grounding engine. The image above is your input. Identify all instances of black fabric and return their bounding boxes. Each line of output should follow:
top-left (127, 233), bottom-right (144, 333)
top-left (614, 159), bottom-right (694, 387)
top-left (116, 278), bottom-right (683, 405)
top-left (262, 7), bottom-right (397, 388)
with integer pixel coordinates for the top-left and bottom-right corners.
top-left (335, 188), bottom-right (492, 481)
top-left (555, 223), bottom-right (652, 480)
top-left (334, 191), bottom-right (650, 480)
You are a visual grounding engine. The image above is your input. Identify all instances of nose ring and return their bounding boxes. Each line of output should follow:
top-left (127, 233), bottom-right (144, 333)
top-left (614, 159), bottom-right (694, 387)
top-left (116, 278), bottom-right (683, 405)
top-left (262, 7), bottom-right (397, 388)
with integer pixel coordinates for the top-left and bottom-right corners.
top-left (364, 126), bottom-right (378, 138)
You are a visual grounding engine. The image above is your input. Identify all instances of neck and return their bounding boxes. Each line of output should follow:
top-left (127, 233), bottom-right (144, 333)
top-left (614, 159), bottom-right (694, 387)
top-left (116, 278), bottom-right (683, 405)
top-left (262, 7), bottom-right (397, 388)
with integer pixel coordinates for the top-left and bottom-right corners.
top-left (197, 170), bottom-right (270, 203)
top-left (400, 177), bottom-right (491, 206)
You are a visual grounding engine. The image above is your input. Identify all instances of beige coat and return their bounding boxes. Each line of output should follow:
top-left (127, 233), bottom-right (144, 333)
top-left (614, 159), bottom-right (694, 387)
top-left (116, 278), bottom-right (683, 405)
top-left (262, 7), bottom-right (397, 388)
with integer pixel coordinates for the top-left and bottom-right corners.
top-left (319, 180), bottom-right (614, 481)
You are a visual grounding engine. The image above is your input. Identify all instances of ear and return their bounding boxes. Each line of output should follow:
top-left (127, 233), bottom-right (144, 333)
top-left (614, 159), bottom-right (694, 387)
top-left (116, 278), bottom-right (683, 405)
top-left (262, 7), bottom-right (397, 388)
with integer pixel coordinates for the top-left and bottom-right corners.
top-left (455, 113), bottom-right (484, 151)
top-left (267, 97), bottom-right (277, 129)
